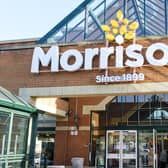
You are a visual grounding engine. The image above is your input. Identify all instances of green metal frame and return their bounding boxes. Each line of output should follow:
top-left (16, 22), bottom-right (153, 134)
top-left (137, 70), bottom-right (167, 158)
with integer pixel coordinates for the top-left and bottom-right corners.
top-left (0, 102), bottom-right (38, 167)
top-left (0, 87), bottom-right (39, 168)
top-left (0, 99), bottom-right (37, 113)
top-left (0, 112), bottom-right (30, 167)
top-left (28, 113), bottom-right (38, 167)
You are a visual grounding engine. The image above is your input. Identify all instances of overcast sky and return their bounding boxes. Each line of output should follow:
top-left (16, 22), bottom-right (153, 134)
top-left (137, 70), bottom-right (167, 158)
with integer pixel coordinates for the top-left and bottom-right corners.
top-left (0, 0), bottom-right (83, 41)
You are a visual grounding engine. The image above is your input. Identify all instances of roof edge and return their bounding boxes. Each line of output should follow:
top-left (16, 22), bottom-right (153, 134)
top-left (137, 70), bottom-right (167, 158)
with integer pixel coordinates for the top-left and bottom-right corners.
top-left (0, 99), bottom-right (37, 113)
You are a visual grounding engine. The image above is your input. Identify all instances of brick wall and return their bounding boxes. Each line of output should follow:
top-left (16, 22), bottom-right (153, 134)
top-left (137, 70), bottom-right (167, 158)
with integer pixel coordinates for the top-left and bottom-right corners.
top-left (55, 97), bottom-right (105, 165)
top-left (1, 37), bottom-right (168, 165)
top-left (1, 37), bottom-right (168, 94)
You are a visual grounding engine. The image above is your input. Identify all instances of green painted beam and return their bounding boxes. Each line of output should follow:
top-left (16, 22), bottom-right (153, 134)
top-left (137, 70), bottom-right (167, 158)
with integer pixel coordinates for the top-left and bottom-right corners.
top-left (0, 99), bottom-right (37, 113)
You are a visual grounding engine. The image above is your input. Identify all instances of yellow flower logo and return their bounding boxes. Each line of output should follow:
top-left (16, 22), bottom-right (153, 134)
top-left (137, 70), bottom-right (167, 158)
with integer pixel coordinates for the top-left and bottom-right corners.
top-left (101, 10), bottom-right (139, 44)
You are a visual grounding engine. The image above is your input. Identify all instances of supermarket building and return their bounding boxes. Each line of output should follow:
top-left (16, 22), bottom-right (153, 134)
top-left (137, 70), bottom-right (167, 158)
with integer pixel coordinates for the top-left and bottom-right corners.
top-left (1, 0), bottom-right (168, 168)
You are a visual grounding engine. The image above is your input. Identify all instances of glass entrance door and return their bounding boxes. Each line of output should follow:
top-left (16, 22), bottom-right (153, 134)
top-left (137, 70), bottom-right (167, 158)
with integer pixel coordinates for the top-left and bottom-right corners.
top-left (139, 129), bottom-right (158, 168)
top-left (106, 130), bottom-right (137, 168)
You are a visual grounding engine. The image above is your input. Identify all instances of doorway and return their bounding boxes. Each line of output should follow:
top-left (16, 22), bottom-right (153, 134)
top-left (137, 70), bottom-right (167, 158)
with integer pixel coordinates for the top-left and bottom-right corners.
top-left (139, 129), bottom-right (157, 168)
top-left (106, 130), bottom-right (137, 168)
top-left (90, 94), bottom-right (168, 167)
top-left (139, 129), bottom-right (168, 168)
top-left (106, 129), bottom-right (168, 168)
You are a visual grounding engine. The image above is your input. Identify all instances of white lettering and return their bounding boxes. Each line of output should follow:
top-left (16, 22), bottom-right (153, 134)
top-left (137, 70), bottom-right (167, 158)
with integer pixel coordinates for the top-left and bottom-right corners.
top-left (31, 42), bottom-right (168, 73)
top-left (146, 43), bottom-right (168, 66)
top-left (125, 44), bottom-right (144, 67)
top-left (84, 48), bottom-right (99, 70)
top-left (96, 73), bottom-right (144, 83)
top-left (31, 46), bottom-right (59, 73)
top-left (60, 49), bottom-right (83, 72)
top-left (116, 46), bottom-right (124, 68)
top-left (99, 47), bottom-right (114, 69)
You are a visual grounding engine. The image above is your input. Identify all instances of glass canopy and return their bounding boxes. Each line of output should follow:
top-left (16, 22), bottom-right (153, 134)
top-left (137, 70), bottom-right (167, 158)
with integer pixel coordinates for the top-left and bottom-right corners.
top-left (0, 87), bottom-right (37, 168)
top-left (0, 87), bottom-right (36, 113)
top-left (38, 0), bottom-right (168, 44)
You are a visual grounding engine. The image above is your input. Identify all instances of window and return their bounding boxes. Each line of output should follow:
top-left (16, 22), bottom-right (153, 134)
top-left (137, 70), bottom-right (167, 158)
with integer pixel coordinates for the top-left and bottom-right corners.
top-left (10, 115), bottom-right (29, 154)
top-left (0, 112), bottom-right (10, 155)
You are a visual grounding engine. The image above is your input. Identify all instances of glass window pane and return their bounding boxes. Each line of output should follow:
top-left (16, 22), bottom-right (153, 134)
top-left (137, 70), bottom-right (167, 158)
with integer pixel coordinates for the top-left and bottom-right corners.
top-left (0, 161), bottom-right (5, 168)
top-left (0, 91), bottom-right (13, 102)
top-left (10, 115), bottom-right (29, 154)
top-left (123, 131), bottom-right (136, 154)
top-left (108, 131), bottom-right (120, 154)
top-left (92, 111), bottom-right (106, 127)
top-left (8, 161), bottom-right (25, 167)
top-left (0, 112), bottom-right (10, 155)
top-left (107, 158), bottom-right (119, 168)
top-left (123, 159), bottom-right (136, 167)
top-left (91, 129), bottom-right (105, 167)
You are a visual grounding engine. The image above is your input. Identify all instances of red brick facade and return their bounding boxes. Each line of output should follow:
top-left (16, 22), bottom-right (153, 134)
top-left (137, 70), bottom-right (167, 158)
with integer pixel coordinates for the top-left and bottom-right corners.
top-left (1, 37), bottom-right (168, 94)
top-left (1, 37), bottom-right (168, 165)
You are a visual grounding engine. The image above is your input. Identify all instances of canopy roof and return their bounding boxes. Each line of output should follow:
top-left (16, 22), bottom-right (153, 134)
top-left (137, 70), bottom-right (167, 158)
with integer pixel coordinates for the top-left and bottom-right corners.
top-left (38, 0), bottom-right (168, 44)
top-left (0, 87), bottom-right (37, 113)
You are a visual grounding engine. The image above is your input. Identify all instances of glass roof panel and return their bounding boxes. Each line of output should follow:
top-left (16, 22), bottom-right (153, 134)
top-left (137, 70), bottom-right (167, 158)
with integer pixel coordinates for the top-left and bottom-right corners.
top-left (0, 90), bottom-right (13, 103)
top-left (38, 0), bottom-right (168, 44)
top-left (0, 87), bottom-right (33, 108)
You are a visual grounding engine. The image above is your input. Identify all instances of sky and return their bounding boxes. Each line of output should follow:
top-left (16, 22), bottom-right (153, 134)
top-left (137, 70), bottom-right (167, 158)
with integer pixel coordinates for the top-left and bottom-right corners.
top-left (0, 0), bottom-right (83, 41)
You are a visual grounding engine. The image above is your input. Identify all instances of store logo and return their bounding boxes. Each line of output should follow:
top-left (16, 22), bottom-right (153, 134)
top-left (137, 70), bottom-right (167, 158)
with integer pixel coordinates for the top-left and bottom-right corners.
top-left (101, 10), bottom-right (139, 44)
top-left (31, 11), bottom-right (168, 74)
